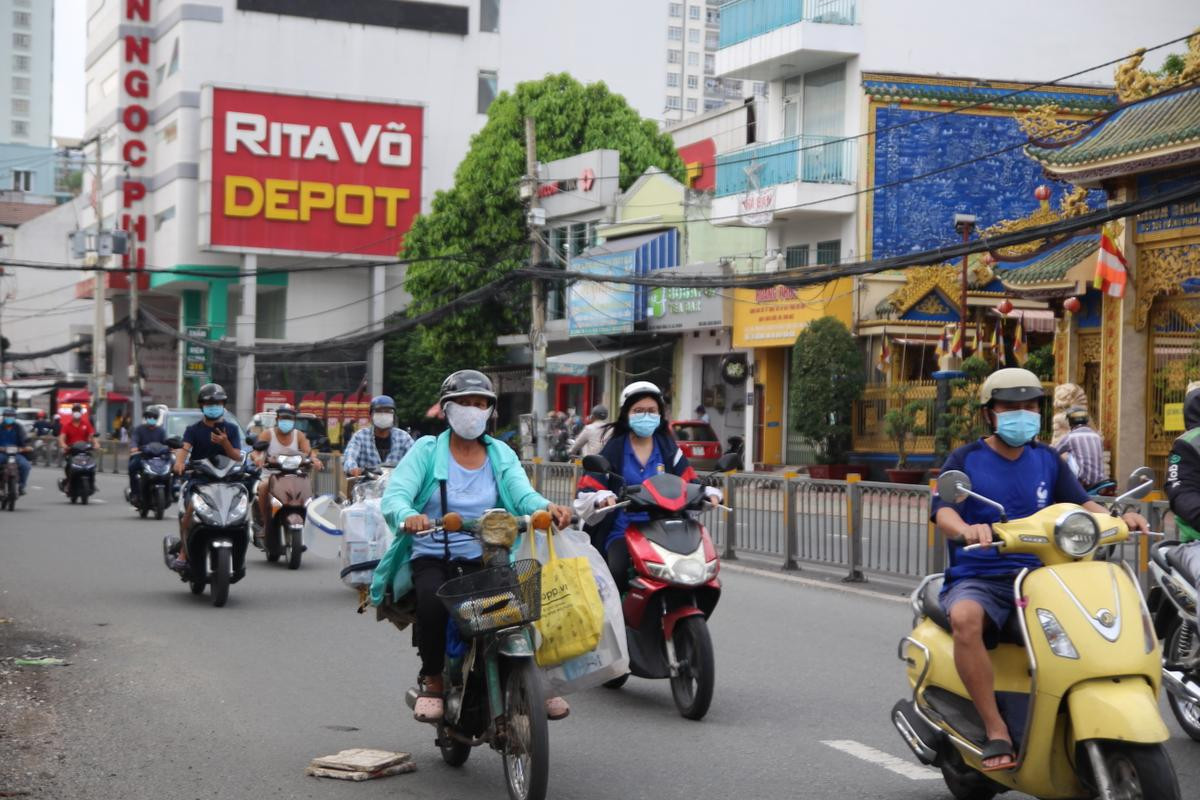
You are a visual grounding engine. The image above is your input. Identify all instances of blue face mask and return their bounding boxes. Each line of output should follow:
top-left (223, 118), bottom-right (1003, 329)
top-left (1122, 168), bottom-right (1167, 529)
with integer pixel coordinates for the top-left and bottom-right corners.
top-left (994, 410), bottom-right (1041, 447)
top-left (202, 405), bottom-right (224, 420)
top-left (629, 412), bottom-right (661, 438)
top-left (144, 418), bottom-right (156, 427)
top-left (2, 417), bottom-right (14, 426)
top-left (277, 419), bottom-right (295, 434)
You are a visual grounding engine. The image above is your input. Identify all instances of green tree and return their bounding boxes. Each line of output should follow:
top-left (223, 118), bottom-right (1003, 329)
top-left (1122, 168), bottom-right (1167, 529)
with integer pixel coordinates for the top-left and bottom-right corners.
top-left (789, 317), bottom-right (865, 464)
top-left (1024, 344), bottom-right (1055, 381)
top-left (399, 73), bottom-right (686, 369)
top-left (383, 326), bottom-right (446, 426)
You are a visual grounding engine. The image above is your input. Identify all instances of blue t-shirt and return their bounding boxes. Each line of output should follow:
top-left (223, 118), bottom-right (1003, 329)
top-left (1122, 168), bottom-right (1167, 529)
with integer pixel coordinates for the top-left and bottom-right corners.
top-left (182, 419), bottom-right (242, 464)
top-left (932, 439), bottom-right (1089, 587)
top-left (608, 437), bottom-right (666, 549)
top-left (412, 456), bottom-right (498, 561)
top-left (132, 423), bottom-right (167, 450)
top-left (0, 423), bottom-right (27, 448)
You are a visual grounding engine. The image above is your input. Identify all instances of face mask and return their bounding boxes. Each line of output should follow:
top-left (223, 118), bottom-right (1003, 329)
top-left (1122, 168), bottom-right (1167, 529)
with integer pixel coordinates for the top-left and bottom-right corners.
top-left (994, 410), bottom-right (1041, 447)
top-left (629, 412), bottom-right (661, 438)
top-left (445, 402), bottom-right (490, 440)
top-left (72, 412), bottom-right (82, 421)
top-left (372, 412), bottom-right (394, 430)
top-left (144, 418), bottom-right (156, 427)
top-left (2, 417), bottom-right (13, 426)
top-left (277, 419), bottom-right (295, 434)
top-left (202, 405), bottom-right (224, 420)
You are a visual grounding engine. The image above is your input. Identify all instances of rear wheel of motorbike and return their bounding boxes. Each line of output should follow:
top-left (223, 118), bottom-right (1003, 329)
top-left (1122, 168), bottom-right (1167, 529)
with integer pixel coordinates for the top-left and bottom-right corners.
top-left (1166, 620), bottom-right (1200, 741)
top-left (437, 724), bottom-right (471, 767)
top-left (1088, 742), bottom-right (1181, 800)
top-left (211, 548), bottom-right (231, 608)
top-left (602, 674), bottom-right (629, 690)
top-left (154, 487), bottom-right (166, 520)
top-left (80, 492), bottom-right (88, 505)
top-left (286, 527), bottom-right (302, 570)
top-left (502, 659), bottom-right (549, 800)
top-left (139, 505), bottom-right (149, 518)
top-left (669, 617), bottom-right (715, 721)
top-left (265, 527), bottom-right (281, 563)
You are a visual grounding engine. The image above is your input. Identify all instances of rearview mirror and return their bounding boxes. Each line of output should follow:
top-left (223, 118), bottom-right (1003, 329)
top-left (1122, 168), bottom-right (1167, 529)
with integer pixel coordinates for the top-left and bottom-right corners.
top-left (253, 439), bottom-right (270, 452)
top-left (715, 452), bottom-right (741, 472)
top-left (1125, 466), bottom-right (1156, 500)
top-left (582, 454), bottom-right (612, 474)
top-left (165, 436), bottom-right (184, 450)
top-left (936, 470), bottom-right (971, 504)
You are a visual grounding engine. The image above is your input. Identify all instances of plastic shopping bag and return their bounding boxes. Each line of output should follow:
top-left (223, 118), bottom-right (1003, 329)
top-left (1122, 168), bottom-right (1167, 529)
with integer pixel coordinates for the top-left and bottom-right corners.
top-left (339, 498), bottom-right (394, 590)
top-left (541, 528), bottom-right (629, 695)
top-left (303, 494), bottom-right (343, 560)
top-left (526, 526), bottom-right (604, 668)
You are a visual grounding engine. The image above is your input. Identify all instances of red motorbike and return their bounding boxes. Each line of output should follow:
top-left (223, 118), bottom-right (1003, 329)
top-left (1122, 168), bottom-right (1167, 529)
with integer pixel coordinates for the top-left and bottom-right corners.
top-left (581, 455), bottom-right (721, 720)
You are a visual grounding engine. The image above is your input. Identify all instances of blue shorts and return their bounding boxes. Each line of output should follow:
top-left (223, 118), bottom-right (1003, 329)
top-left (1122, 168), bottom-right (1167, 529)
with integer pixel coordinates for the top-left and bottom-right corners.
top-left (941, 576), bottom-right (1018, 630)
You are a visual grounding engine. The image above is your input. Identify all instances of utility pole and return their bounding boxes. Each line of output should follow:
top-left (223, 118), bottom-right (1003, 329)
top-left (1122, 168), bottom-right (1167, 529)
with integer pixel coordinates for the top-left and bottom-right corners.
top-left (128, 223), bottom-right (143, 421)
top-left (92, 138), bottom-right (108, 435)
top-left (236, 253), bottom-right (257, 425)
top-left (524, 116), bottom-right (549, 460)
top-left (953, 213), bottom-right (976, 364)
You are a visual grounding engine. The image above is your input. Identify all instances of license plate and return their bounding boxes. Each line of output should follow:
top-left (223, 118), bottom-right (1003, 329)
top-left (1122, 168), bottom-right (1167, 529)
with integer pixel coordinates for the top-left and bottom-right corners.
top-left (691, 446), bottom-right (706, 457)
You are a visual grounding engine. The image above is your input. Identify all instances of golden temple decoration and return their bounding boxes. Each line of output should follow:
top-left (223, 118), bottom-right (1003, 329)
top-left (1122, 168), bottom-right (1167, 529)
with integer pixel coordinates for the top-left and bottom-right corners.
top-left (1133, 244), bottom-right (1200, 330)
top-left (915, 294), bottom-right (950, 315)
top-left (1016, 104), bottom-right (1077, 142)
top-left (980, 187), bottom-right (1092, 258)
top-left (1077, 331), bottom-right (1102, 366)
top-left (1114, 31), bottom-right (1200, 102)
top-left (879, 260), bottom-right (996, 318)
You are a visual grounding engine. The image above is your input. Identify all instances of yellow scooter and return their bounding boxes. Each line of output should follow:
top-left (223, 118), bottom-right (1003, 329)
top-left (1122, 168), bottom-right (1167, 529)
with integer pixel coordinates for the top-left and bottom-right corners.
top-left (892, 468), bottom-right (1180, 800)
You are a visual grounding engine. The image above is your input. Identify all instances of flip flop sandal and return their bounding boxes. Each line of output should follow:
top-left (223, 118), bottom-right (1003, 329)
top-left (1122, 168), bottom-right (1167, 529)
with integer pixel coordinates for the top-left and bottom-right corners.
top-left (979, 738), bottom-right (1016, 772)
top-left (413, 679), bottom-right (444, 722)
top-left (545, 696), bottom-right (570, 721)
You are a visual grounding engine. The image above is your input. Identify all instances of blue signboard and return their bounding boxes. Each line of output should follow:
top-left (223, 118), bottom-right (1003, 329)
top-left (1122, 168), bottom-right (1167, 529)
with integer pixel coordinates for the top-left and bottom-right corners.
top-left (568, 230), bottom-right (678, 336)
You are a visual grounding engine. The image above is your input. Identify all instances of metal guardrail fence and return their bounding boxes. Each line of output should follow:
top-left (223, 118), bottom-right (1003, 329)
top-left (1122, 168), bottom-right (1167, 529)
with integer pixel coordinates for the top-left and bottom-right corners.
top-left (521, 460), bottom-right (1174, 587)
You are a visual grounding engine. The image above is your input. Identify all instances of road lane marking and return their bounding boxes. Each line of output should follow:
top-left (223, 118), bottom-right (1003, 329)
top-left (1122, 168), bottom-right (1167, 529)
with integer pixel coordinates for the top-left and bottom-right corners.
top-left (721, 563), bottom-right (909, 604)
top-left (821, 739), bottom-right (940, 781)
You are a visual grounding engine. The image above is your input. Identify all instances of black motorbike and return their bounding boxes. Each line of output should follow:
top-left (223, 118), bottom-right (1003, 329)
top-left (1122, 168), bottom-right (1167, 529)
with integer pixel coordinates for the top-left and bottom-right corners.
top-left (162, 453), bottom-right (251, 608)
top-left (59, 442), bottom-right (97, 504)
top-left (126, 441), bottom-right (176, 519)
top-left (1148, 538), bottom-right (1200, 741)
top-left (1, 445), bottom-right (23, 511)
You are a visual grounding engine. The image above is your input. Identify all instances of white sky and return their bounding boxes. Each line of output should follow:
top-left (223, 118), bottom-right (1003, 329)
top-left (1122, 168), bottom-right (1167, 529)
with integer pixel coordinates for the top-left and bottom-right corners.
top-left (52, 0), bottom-right (86, 139)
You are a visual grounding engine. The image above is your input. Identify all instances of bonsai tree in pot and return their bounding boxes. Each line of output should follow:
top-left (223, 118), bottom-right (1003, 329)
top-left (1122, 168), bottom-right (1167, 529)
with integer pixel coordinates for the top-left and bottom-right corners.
top-left (883, 385), bottom-right (927, 484)
top-left (790, 316), bottom-right (865, 479)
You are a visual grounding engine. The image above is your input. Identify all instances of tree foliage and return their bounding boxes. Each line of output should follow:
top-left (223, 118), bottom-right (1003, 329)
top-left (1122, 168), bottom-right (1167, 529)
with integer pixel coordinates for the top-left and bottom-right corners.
top-left (399, 73), bottom-right (686, 370)
top-left (789, 317), bottom-right (865, 464)
top-left (383, 326), bottom-right (446, 427)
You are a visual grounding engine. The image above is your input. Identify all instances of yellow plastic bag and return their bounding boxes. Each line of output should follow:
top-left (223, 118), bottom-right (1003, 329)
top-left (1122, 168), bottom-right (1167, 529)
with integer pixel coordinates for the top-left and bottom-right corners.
top-left (531, 527), bottom-right (604, 667)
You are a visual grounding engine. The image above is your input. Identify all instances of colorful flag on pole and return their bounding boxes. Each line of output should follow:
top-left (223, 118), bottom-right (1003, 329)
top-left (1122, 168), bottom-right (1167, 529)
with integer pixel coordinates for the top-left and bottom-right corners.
top-left (1012, 315), bottom-right (1027, 365)
top-left (950, 325), bottom-right (963, 358)
top-left (1093, 227), bottom-right (1128, 298)
top-left (995, 319), bottom-right (1007, 367)
top-left (876, 337), bottom-right (892, 373)
top-left (935, 326), bottom-right (947, 359)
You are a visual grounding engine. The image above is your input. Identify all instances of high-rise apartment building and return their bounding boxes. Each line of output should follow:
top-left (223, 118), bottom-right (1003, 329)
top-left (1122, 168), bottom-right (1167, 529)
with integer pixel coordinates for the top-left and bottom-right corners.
top-left (665, 0), bottom-right (762, 122)
top-left (0, 0), bottom-right (53, 147)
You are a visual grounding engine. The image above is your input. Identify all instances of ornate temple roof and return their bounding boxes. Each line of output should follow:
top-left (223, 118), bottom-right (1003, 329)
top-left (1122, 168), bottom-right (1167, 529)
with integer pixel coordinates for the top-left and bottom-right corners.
top-left (862, 74), bottom-right (1116, 114)
top-left (1026, 85), bottom-right (1200, 184)
top-left (996, 236), bottom-right (1099, 287)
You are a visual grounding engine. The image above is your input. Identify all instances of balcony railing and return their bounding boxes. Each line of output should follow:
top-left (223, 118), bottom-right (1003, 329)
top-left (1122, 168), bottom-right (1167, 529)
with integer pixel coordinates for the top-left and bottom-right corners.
top-left (714, 134), bottom-right (855, 197)
top-left (719, 0), bottom-right (857, 48)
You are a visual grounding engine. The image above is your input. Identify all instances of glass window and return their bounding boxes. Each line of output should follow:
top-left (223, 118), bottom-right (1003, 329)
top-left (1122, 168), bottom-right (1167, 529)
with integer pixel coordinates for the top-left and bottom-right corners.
top-left (785, 245), bottom-right (810, 269)
top-left (803, 64), bottom-right (846, 138)
top-left (668, 26), bottom-right (682, 40)
top-left (667, 72), bottom-right (680, 87)
top-left (11, 120), bottom-right (29, 138)
top-left (480, 0), bottom-right (499, 32)
top-left (12, 76), bottom-right (30, 93)
top-left (687, 75), bottom-right (698, 89)
top-left (13, 54), bottom-right (31, 72)
top-left (13, 10), bottom-right (31, 27)
top-left (14, 0), bottom-right (31, 6)
top-left (705, 32), bottom-right (718, 48)
top-left (667, 49), bottom-right (682, 64)
top-left (706, 8), bottom-right (720, 23)
top-left (669, 3), bottom-right (682, 16)
top-left (816, 240), bottom-right (841, 266)
top-left (12, 98), bottom-right (30, 115)
top-left (688, 51), bottom-right (699, 66)
top-left (255, 288), bottom-right (286, 340)
top-left (688, 28), bottom-right (700, 43)
top-left (13, 32), bottom-right (31, 49)
top-left (666, 96), bottom-right (682, 110)
top-left (167, 38), bottom-right (180, 76)
top-left (477, 70), bottom-right (498, 114)
top-left (703, 53), bottom-right (713, 72)
top-left (689, 6), bottom-right (701, 19)
top-left (704, 99), bottom-right (723, 111)
top-left (686, 98), bottom-right (698, 112)
top-left (12, 170), bottom-right (34, 192)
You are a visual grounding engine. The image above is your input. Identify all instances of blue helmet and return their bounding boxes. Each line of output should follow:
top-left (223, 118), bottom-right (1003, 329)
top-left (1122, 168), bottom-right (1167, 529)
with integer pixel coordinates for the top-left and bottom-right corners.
top-left (369, 395), bottom-right (395, 412)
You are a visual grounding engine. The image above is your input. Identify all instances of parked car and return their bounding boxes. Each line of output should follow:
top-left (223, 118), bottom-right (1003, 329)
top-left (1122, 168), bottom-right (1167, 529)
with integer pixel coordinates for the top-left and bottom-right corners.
top-left (245, 411), bottom-right (331, 451)
top-left (670, 420), bottom-right (722, 471)
top-left (13, 408), bottom-right (42, 437)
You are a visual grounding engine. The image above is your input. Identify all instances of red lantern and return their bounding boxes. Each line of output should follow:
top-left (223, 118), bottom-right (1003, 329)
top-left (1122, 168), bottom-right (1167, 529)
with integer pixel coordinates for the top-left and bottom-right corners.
top-left (997, 299), bottom-right (1014, 315)
top-left (1034, 185), bottom-right (1051, 202)
top-left (1063, 296), bottom-right (1082, 314)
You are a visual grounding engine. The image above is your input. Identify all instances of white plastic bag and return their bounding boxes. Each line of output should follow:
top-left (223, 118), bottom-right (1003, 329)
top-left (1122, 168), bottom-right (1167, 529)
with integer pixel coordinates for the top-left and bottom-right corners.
top-left (338, 498), bottom-right (392, 589)
top-left (532, 528), bottom-right (629, 696)
top-left (303, 494), bottom-right (343, 560)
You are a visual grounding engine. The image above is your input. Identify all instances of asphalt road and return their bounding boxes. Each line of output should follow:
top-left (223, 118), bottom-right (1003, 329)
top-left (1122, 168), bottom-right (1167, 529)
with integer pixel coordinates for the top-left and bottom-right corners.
top-left (1, 466), bottom-right (1197, 800)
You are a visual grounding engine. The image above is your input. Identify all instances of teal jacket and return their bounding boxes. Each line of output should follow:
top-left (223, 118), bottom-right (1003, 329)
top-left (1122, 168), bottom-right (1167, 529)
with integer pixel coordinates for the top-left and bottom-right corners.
top-left (370, 431), bottom-right (552, 607)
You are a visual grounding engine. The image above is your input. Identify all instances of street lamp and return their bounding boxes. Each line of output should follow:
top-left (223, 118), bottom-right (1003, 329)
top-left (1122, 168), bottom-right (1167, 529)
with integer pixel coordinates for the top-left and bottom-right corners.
top-left (953, 213), bottom-right (977, 361)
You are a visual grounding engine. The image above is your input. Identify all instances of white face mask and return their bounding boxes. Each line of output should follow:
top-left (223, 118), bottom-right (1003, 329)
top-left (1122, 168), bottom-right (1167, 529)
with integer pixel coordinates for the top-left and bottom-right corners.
top-left (445, 401), bottom-right (490, 440)
top-left (372, 411), bottom-right (394, 430)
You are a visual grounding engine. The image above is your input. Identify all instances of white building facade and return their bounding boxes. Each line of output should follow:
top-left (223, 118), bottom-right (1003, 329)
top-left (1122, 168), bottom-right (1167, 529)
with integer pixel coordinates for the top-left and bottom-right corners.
top-left (1, 0), bottom-right (53, 147)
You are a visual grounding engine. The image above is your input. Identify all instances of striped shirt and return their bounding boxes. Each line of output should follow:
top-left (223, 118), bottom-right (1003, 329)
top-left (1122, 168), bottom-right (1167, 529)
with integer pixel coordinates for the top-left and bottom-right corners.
top-left (1055, 425), bottom-right (1106, 487)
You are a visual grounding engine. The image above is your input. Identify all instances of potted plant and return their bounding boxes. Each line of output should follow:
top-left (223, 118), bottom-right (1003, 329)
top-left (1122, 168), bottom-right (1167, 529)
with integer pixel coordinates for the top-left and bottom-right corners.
top-left (789, 316), bottom-right (866, 479)
top-left (933, 355), bottom-right (991, 469)
top-left (883, 386), bottom-right (927, 484)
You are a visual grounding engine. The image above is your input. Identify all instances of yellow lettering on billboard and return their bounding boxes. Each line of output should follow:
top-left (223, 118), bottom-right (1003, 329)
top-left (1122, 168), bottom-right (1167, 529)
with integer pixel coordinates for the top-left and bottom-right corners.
top-left (374, 186), bottom-right (411, 227)
top-left (336, 183), bottom-right (373, 226)
top-left (299, 181), bottom-right (335, 221)
top-left (264, 178), bottom-right (299, 221)
top-left (224, 175), bottom-right (263, 217)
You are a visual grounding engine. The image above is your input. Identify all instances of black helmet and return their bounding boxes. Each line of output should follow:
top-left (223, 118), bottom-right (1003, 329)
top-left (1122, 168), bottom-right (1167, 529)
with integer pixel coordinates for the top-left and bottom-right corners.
top-left (439, 370), bottom-right (496, 407)
top-left (590, 404), bottom-right (609, 421)
top-left (275, 403), bottom-right (297, 419)
top-left (2, 407), bottom-right (16, 417)
top-left (1065, 407), bottom-right (1089, 427)
top-left (198, 383), bottom-right (228, 404)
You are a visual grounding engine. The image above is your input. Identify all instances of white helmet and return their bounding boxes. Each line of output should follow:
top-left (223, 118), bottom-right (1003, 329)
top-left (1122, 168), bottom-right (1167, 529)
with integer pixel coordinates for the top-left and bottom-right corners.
top-left (620, 381), bottom-right (663, 407)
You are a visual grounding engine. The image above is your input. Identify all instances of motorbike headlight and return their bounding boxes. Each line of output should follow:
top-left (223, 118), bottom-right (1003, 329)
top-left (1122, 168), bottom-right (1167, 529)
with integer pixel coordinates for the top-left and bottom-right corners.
top-left (1036, 608), bottom-right (1079, 659)
top-left (647, 541), bottom-right (708, 586)
top-left (231, 492), bottom-right (249, 519)
top-left (192, 492), bottom-right (217, 523)
top-left (1053, 510), bottom-right (1100, 558)
top-left (277, 455), bottom-right (302, 471)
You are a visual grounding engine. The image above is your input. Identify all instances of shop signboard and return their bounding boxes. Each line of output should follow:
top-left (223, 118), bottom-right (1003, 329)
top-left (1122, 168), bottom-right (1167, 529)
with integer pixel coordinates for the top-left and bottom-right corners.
top-left (645, 285), bottom-right (724, 331)
top-left (183, 327), bottom-right (210, 378)
top-left (255, 390), bottom-right (295, 413)
top-left (568, 249), bottom-right (637, 336)
top-left (200, 86), bottom-right (424, 258)
top-left (731, 280), bottom-right (853, 348)
top-left (539, 149), bottom-right (620, 221)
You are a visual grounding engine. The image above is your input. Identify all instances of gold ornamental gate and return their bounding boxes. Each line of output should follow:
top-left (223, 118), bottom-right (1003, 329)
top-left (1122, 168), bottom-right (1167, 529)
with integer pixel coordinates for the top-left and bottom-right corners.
top-left (1146, 296), bottom-right (1200, 477)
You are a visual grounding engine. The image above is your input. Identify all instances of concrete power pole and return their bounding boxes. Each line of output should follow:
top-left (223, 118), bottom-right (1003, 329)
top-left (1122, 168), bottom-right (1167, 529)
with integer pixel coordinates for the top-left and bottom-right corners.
top-left (236, 253), bottom-right (257, 424)
top-left (524, 116), bottom-right (549, 460)
top-left (128, 225), bottom-right (143, 421)
top-left (92, 140), bottom-right (108, 435)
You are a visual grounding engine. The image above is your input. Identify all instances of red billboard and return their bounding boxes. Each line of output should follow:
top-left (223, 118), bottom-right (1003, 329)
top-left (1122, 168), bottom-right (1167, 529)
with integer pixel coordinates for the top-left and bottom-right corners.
top-left (677, 138), bottom-right (716, 192)
top-left (205, 87), bottom-right (423, 257)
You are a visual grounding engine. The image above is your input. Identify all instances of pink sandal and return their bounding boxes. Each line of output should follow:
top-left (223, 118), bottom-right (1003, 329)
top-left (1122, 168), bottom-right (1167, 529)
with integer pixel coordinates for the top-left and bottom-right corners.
top-left (413, 678), bottom-right (444, 722)
top-left (545, 696), bottom-right (570, 721)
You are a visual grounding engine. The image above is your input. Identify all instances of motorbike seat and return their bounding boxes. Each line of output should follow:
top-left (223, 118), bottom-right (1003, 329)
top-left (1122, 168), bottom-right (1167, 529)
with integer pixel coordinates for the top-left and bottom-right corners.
top-left (1151, 540), bottom-right (1175, 571)
top-left (920, 575), bottom-right (1024, 647)
top-left (1166, 543), bottom-right (1200, 585)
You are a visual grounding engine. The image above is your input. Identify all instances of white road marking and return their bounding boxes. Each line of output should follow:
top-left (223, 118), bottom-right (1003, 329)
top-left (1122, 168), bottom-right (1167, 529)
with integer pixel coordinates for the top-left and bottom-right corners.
top-left (821, 739), bottom-right (940, 781)
top-left (721, 562), bottom-right (909, 604)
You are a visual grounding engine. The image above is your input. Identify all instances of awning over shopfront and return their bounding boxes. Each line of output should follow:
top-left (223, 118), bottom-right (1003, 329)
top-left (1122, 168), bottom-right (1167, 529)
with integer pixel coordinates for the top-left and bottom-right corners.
top-left (546, 348), bottom-right (636, 377)
top-left (990, 308), bottom-right (1057, 333)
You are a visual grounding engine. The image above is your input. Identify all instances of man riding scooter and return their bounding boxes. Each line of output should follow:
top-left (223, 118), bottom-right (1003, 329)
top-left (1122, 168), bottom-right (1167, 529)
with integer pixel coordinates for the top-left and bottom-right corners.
top-left (251, 403), bottom-right (321, 552)
top-left (933, 368), bottom-right (1148, 771)
top-left (128, 407), bottom-right (168, 501)
top-left (1165, 381), bottom-right (1200, 638)
top-left (0, 408), bottom-right (32, 495)
top-left (343, 395), bottom-right (414, 478)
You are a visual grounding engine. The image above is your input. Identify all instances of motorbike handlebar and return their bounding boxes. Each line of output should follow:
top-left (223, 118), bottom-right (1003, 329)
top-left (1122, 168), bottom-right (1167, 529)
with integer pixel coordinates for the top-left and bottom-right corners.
top-left (413, 510), bottom-right (576, 539)
top-left (963, 539), bottom-right (1008, 552)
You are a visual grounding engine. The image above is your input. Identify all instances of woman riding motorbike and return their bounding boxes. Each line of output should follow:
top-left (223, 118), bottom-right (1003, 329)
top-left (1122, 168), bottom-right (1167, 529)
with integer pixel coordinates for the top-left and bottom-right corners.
top-left (575, 381), bottom-right (721, 593)
top-left (380, 370), bottom-right (573, 723)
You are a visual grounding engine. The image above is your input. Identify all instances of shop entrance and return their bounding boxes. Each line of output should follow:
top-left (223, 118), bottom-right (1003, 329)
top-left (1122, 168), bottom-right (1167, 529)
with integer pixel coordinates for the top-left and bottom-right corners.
top-left (554, 376), bottom-right (592, 415)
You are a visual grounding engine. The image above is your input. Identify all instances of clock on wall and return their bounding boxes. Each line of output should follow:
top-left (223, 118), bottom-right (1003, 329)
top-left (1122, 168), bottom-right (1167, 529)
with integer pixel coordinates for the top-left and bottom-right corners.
top-left (721, 355), bottom-right (748, 386)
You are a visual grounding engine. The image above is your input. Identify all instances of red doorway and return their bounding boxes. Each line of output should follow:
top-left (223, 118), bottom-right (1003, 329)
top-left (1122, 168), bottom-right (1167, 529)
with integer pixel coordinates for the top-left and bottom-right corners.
top-left (554, 376), bottom-right (592, 414)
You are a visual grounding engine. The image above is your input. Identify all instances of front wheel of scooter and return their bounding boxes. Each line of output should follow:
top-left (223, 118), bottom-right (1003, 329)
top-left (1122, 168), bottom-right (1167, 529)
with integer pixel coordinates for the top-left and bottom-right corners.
top-left (211, 548), bottom-right (231, 608)
top-left (286, 526), bottom-right (303, 570)
top-left (670, 617), bottom-right (715, 721)
top-left (1166, 621), bottom-right (1200, 741)
top-left (1086, 742), bottom-right (1180, 800)
top-left (502, 659), bottom-right (548, 800)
